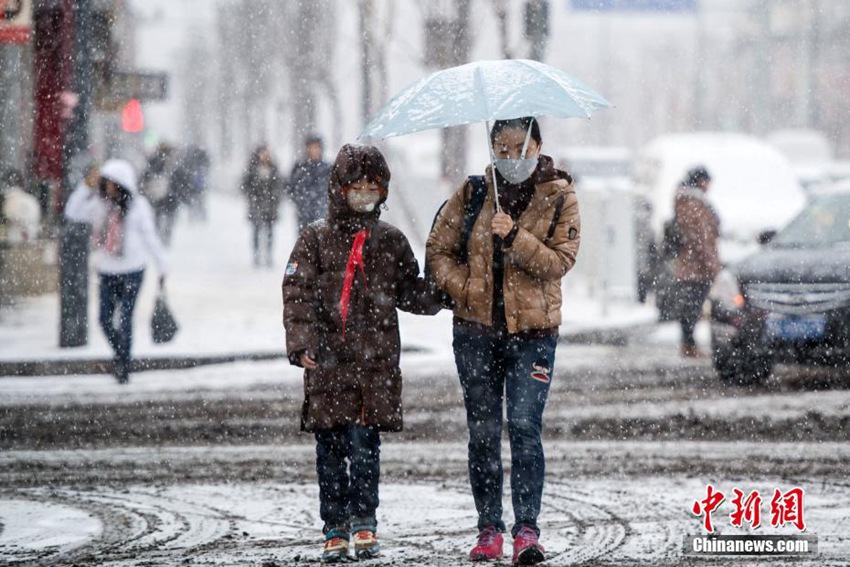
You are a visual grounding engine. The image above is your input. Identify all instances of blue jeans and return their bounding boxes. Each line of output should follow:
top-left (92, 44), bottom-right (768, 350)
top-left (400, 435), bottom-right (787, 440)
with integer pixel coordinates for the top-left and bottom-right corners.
top-left (453, 329), bottom-right (557, 537)
top-left (315, 424), bottom-right (381, 534)
top-left (99, 270), bottom-right (144, 379)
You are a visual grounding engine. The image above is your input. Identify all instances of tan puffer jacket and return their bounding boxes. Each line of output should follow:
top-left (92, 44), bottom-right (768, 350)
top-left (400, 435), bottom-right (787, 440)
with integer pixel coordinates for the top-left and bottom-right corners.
top-left (426, 163), bottom-right (580, 333)
top-left (673, 186), bottom-right (722, 284)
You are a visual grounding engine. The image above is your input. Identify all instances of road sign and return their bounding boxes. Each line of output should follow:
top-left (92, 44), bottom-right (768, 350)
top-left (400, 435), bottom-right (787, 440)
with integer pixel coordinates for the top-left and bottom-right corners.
top-left (570, 0), bottom-right (697, 12)
top-left (95, 70), bottom-right (169, 111)
top-left (0, 0), bottom-right (31, 43)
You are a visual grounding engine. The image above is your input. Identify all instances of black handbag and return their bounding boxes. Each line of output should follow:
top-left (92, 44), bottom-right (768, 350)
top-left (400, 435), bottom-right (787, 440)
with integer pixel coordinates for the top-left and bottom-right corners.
top-left (151, 291), bottom-right (179, 343)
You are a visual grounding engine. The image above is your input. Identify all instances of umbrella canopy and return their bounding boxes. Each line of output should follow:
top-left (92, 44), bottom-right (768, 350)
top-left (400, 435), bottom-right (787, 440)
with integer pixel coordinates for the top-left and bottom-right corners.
top-left (358, 59), bottom-right (611, 140)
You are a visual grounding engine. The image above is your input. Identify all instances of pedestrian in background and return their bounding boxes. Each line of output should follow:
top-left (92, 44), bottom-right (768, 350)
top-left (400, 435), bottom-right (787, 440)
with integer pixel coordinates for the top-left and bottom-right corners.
top-left (427, 117), bottom-right (579, 565)
top-left (672, 166), bottom-right (721, 358)
top-left (241, 144), bottom-right (283, 268)
top-left (93, 159), bottom-right (168, 383)
top-left (283, 144), bottom-right (442, 563)
top-left (287, 134), bottom-right (332, 232)
top-left (139, 143), bottom-right (180, 246)
top-left (183, 145), bottom-right (210, 221)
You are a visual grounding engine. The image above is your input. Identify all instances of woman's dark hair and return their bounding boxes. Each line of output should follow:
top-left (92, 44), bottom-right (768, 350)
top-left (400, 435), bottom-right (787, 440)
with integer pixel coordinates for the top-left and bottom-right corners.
top-left (99, 177), bottom-right (132, 215)
top-left (489, 117), bottom-right (542, 148)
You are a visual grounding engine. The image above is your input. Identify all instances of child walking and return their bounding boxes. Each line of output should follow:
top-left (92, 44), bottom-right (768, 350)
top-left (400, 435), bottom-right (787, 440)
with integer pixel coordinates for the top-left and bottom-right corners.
top-left (282, 144), bottom-right (442, 562)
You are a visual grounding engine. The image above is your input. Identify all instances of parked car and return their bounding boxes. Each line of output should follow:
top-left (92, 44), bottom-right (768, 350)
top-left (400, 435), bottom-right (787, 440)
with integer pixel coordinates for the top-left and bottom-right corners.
top-left (709, 181), bottom-right (850, 385)
top-left (632, 132), bottom-right (807, 309)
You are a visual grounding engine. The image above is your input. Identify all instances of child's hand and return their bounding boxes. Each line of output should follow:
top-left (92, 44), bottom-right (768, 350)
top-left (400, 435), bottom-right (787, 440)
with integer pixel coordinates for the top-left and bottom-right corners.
top-left (300, 351), bottom-right (318, 369)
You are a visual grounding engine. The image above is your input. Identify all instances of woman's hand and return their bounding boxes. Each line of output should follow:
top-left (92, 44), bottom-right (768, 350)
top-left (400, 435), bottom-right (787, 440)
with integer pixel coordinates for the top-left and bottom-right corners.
top-left (491, 212), bottom-right (515, 239)
top-left (299, 351), bottom-right (318, 370)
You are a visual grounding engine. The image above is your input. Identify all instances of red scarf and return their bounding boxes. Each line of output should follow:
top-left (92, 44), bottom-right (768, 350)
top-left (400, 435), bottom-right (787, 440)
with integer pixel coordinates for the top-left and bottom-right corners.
top-left (94, 208), bottom-right (125, 256)
top-left (104, 211), bottom-right (124, 255)
top-left (339, 229), bottom-right (369, 340)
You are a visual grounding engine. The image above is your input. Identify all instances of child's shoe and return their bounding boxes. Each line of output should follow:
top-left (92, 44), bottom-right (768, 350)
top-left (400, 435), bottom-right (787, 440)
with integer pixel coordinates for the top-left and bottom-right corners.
top-left (352, 529), bottom-right (380, 559)
top-left (321, 528), bottom-right (350, 563)
top-left (511, 526), bottom-right (545, 565)
top-left (469, 526), bottom-right (504, 561)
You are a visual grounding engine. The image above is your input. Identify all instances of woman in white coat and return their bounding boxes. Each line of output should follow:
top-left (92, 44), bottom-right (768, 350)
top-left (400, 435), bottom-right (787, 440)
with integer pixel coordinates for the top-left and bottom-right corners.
top-left (93, 159), bottom-right (167, 383)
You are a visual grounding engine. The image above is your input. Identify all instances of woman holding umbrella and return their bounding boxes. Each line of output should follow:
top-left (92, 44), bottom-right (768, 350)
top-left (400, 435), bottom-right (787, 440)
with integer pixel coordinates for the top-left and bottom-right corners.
top-left (427, 116), bottom-right (580, 565)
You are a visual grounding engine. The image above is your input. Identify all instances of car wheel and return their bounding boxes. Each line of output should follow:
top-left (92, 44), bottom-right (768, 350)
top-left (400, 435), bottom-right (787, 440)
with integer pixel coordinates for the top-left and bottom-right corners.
top-left (713, 346), bottom-right (772, 386)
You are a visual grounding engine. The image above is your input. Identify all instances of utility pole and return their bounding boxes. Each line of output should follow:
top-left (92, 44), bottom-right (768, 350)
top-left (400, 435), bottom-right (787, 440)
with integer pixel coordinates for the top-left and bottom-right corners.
top-left (64, 0), bottom-right (91, 166)
top-left (0, 45), bottom-right (23, 174)
top-left (291, 0), bottom-right (319, 148)
top-left (524, 0), bottom-right (549, 62)
top-left (0, 0), bottom-right (31, 174)
top-left (423, 0), bottom-right (471, 184)
top-left (805, 0), bottom-right (821, 128)
top-left (492, 0), bottom-right (511, 59)
top-left (751, 1), bottom-right (770, 134)
top-left (693, 1), bottom-right (706, 128)
top-left (59, 0), bottom-right (94, 348)
top-left (359, 0), bottom-right (375, 125)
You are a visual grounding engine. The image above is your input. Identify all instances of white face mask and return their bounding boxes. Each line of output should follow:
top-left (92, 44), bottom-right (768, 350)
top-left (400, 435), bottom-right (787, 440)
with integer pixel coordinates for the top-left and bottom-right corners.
top-left (494, 156), bottom-right (538, 185)
top-left (347, 190), bottom-right (382, 213)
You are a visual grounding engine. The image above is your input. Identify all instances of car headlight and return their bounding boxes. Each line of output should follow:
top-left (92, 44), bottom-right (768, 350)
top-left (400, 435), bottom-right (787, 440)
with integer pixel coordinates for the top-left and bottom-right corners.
top-left (709, 269), bottom-right (744, 312)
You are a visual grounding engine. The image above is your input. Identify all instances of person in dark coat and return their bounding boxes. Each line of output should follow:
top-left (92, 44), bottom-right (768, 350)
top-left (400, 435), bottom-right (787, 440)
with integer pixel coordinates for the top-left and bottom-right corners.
top-left (673, 166), bottom-right (722, 358)
top-left (139, 143), bottom-right (180, 247)
top-left (287, 134), bottom-right (332, 232)
top-left (241, 145), bottom-right (284, 267)
top-left (282, 143), bottom-right (442, 562)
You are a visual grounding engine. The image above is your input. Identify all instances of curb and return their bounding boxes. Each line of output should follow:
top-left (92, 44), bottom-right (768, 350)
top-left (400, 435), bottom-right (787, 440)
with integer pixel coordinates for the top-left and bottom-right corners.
top-left (0, 352), bottom-right (287, 378)
top-left (0, 344), bottom-right (431, 378)
top-left (559, 322), bottom-right (658, 347)
top-left (0, 324), bottom-right (657, 377)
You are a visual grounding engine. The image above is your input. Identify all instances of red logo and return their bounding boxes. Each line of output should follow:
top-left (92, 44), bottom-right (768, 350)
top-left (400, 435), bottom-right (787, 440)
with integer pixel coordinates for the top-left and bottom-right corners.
top-left (693, 485), bottom-right (806, 533)
top-left (530, 362), bottom-right (550, 383)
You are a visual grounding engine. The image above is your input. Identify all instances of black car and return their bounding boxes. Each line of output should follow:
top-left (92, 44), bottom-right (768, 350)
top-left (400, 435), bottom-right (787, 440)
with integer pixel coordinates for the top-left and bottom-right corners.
top-left (710, 189), bottom-right (850, 385)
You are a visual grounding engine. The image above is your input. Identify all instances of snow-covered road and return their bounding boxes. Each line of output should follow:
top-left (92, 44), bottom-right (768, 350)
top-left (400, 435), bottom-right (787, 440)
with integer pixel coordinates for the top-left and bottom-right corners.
top-left (3, 439), bottom-right (849, 566)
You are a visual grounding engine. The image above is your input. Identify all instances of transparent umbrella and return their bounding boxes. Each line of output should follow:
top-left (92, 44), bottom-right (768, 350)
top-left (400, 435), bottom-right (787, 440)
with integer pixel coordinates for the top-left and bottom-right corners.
top-left (358, 58), bottom-right (611, 201)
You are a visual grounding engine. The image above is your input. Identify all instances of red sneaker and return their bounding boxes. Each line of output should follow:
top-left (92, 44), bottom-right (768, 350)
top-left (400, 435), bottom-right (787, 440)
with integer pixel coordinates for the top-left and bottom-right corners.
top-left (469, 526), bottom-right (504, 561)
top-left (512, 527), bottom-right (545, 565)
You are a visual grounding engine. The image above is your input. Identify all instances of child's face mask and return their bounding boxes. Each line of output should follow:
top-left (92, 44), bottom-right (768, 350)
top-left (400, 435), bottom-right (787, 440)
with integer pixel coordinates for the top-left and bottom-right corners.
top-left (345, 179), bottom-right (383, 213)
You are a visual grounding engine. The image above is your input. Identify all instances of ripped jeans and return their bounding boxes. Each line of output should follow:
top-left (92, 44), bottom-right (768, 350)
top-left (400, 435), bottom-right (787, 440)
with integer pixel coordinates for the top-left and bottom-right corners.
top-left (453, 329), bottom-right (556, 538)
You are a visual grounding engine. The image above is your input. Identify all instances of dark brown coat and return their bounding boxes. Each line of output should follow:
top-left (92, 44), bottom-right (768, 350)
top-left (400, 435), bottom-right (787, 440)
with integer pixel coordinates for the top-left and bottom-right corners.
top-left (673, 186), bottom-right (722, 283)
top-left (282, 146), bottom-right (441, 432)
top-left (426, 159), bottom-right (580, 333)
top-left (241, 156), bottom-right (283, 223)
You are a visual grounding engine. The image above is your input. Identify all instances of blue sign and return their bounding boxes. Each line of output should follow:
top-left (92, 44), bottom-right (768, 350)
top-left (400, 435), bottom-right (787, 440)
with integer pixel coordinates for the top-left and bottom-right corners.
top-left (570, 0), bottom-right (697, 11)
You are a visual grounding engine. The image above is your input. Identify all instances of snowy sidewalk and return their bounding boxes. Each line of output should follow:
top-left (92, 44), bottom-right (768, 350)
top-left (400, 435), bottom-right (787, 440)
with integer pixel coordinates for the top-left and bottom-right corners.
top-left (0, 191), bottom-right (659, 376)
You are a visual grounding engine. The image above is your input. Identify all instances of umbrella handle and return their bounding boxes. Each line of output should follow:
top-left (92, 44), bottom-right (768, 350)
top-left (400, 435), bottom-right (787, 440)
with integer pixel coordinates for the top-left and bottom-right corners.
top-left (485, 121), bottom-right (502, 213)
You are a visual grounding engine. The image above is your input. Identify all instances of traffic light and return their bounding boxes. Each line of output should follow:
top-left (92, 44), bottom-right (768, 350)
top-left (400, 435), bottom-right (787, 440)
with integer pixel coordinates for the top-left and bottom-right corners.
top-left (121, 98), bottom-right (144, 132)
